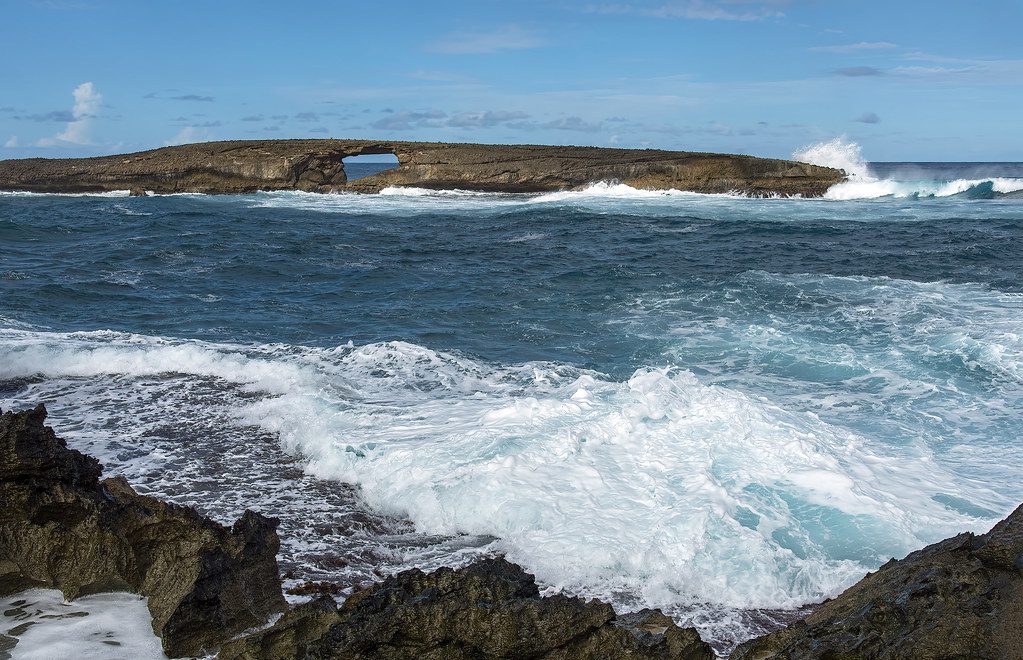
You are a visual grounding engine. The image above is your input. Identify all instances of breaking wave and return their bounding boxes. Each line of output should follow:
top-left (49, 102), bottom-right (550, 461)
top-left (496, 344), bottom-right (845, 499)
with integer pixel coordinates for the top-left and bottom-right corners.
top-left (2, 270), bottom-right (1018, 622)
top-left (795, 138), bottom-right (1023, 200)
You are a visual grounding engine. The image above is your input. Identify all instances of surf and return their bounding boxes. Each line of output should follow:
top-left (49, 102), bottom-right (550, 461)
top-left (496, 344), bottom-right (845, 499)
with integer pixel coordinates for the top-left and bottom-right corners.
top-left (795, 138), bottom-right (1023, 200)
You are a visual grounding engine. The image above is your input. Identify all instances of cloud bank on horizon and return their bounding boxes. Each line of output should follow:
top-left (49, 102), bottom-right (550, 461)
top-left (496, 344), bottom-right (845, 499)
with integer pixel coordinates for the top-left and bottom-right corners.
top-left (1, 0), bottom-right (1020, 161)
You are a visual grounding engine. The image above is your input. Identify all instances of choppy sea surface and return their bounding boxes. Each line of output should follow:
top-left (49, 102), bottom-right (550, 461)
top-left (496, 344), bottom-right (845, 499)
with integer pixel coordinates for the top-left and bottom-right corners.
top-left (2, 143), bottom-right (1022, 655)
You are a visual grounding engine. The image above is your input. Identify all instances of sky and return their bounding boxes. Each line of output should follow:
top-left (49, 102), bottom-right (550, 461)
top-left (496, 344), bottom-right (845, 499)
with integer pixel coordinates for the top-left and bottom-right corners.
top-left (1, 0), bottom-right (1021, 162)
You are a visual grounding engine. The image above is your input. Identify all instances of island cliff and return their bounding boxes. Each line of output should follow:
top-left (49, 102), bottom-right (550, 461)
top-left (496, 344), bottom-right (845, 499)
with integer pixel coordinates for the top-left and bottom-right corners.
top-left (0, 139), bottom-right (844, 197)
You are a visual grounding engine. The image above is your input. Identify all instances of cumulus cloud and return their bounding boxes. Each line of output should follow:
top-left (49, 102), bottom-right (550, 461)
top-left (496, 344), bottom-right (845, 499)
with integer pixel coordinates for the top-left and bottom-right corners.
top-left (36, 81), bottom-right (102, 146)
top-left (853, 112), bottom-right (881, 124)
top-left (428, 26), bottom-right (545, 54)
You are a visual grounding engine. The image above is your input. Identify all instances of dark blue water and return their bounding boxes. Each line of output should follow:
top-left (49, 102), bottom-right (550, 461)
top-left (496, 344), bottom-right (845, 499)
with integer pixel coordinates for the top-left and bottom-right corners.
top-left (1, 161), bottom-right (1022, 650)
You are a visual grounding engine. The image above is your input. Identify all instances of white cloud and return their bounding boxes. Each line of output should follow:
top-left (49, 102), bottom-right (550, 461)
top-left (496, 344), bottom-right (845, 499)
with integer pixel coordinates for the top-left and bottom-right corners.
top-left (4, 136), bottom-right (18, 148)
top-left (165, 126), bottom-right (210, 146)
top-left (36, 81), bottom-right (102, 146)
top-left (810, 41), bottom-right (898, 53)
top-left (427, 26), bottom-right (545, 54)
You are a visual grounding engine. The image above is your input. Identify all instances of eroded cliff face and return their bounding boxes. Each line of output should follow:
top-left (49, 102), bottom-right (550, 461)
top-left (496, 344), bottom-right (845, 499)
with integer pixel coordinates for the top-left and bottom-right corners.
top-left (0, 139), bottom-right (845, 196)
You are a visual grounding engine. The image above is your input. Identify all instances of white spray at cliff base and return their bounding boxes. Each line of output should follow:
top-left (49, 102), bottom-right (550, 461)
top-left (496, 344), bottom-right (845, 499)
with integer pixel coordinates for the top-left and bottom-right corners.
top-left (794, 137), bottom-right (1023, 199)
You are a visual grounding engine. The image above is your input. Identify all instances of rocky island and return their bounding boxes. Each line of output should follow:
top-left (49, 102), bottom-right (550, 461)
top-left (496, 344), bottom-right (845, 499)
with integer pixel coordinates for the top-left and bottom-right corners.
top-left (3, 404), bottom-right (1023, 659)
top-left (0, 139), bottom-right (844, 197)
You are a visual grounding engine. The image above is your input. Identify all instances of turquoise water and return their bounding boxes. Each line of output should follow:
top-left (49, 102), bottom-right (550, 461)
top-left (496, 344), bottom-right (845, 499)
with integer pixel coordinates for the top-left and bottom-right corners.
top-left (1, 161), bottom-right (1021, 649)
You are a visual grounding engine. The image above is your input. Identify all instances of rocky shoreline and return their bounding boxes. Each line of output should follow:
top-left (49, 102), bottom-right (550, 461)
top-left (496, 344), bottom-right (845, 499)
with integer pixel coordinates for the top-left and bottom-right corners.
top-left (0, 139), bottom-right (844, 197)
top-left (3, 404), bottom-right (1021, 659)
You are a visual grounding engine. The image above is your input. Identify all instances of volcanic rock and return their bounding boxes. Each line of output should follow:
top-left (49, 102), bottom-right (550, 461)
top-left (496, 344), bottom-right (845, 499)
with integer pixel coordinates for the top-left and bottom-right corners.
top-left (731, 504), bottom-right (1023, 659)
top-left (0, 404), bottom-right (287, 657)
top-left (0, 139), bottom-right (845, 197)
top-left (222, 557), bottom-right (715, 660)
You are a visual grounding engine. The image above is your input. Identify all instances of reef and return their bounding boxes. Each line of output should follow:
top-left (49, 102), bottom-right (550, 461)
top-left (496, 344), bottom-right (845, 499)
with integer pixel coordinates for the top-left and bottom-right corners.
top-left (0, 139), bottom-right (844, 197)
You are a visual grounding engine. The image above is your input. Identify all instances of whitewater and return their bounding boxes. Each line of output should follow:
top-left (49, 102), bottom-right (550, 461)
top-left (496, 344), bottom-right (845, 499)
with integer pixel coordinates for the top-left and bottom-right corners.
top-left (2, 143), bottom-right (1022, 654)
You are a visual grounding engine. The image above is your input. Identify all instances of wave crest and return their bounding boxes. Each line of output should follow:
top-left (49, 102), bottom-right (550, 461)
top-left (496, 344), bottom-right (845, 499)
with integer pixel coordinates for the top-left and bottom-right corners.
top-left (794, 138), bottom-right (1023, 200)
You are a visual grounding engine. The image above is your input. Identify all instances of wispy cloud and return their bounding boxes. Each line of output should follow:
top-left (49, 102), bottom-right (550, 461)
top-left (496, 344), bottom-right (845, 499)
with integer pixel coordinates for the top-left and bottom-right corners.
top-left (590, 1), bottom-right (788, 21)
top-left (169, 94), bottom-right (214, 102)
top-left (4, 136), bottom-right (18, 148)
top-left (36, 81), bottom-right (102, 146)
top-left (13, 110), bottom-right (75, 122)
top-left (427, 26), bottom-right (545, 54)
top-left (810, 41), bottom-right (897, 54)
top-left (372, 110), bottom-right (448, 130)
top-left (833, 66), bottom-right (885, 77)
top-left (406, 70), bottom-right (476, 83)
top-left (446, 110), bottom-right (530, 128)
top-left (537, 116), bottom-right (604, 132)
top-left (145, 91), bottom-right (215, 102)
top-left (371, 108), bottom-right (549, 132)
top-left (853, 112), bottom-right (881, 124)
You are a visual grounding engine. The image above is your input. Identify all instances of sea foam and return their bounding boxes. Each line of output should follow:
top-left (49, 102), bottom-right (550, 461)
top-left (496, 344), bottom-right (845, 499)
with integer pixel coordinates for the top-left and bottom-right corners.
top-left (794, 138), bottom-right (1023, 199)
top-left (1, 274), bottom-right (1015, 616)
top-left (0, 589), bottom-right (164, 659)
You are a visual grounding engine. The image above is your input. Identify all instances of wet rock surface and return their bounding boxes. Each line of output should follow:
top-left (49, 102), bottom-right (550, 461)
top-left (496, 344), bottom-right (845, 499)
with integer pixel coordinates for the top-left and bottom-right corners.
top-left (732, 504), bottom-right (1023, 660)
top-left (0, 139), bottom-right (844, 196)
top-left (223, 558), bottom-right (715, 660)
top-left (0, 404), bottom-right (287, 657)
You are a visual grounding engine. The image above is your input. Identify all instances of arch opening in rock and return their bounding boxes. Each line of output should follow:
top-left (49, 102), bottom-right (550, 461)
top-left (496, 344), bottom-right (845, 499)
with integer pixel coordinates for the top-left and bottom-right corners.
top-left (342, 153), bottom-right (399, 181)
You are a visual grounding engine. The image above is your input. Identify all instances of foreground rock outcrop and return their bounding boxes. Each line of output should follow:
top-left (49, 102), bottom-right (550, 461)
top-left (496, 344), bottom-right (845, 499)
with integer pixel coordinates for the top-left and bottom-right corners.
top-left (0, 139), bottom-right (845, 196)
top-left (0, 404), bottom-right (287, 657)
top-left (732, 505), bottom-right (1023, 659)
top-left (220, 558), bottom-right (715, 660)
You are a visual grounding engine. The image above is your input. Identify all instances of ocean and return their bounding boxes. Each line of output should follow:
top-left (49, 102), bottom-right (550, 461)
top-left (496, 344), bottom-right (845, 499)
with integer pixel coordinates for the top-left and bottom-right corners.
top-left (2, 143), bottom-right (1022, 654)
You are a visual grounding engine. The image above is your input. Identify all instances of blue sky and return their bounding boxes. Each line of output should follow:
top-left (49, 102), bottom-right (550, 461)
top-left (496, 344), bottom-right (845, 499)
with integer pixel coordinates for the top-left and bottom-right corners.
top-left (1, 0), bottom-right (1020, 161)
